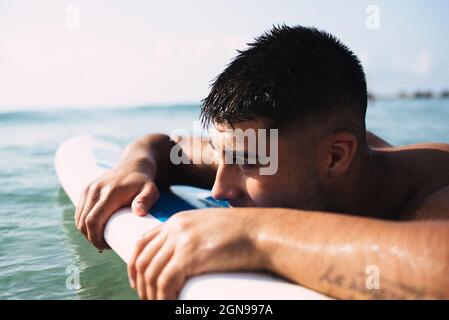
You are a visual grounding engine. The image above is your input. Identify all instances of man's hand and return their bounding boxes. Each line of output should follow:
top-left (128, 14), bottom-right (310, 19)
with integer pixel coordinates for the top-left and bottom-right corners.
top-left (127, 208), bottom-right (264, 300)
top-left (75, 157), bottom-right (160, 250)
top-left (74, 133), bottom-right (218, 252)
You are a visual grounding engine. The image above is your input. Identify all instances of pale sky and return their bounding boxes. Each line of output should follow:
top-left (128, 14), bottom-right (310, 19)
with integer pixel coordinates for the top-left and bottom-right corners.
top-left (1, 0), bottom-right (448, 110)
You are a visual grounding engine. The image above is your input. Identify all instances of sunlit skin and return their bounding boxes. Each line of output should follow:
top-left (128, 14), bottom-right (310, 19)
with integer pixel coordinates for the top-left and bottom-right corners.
top-left (75, 119), bottom-right (449, 299)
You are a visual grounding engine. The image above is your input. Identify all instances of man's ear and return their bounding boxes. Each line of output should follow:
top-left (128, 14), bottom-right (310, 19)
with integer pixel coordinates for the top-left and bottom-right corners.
top-left (320, 131), bottom-right (358, 178)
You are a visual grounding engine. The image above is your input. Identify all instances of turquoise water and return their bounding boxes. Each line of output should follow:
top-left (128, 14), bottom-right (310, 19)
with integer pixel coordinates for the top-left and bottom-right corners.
top-left (0, 100), bottom-right (448, 300)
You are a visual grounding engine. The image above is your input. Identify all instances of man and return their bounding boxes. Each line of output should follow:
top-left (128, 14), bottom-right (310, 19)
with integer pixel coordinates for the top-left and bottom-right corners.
top-left (75, 25), bottom-right (449, 299)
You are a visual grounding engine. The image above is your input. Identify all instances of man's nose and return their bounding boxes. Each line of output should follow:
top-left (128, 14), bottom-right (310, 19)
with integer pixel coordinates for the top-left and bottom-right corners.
top-left (211, 164), bottom-right (241, 201)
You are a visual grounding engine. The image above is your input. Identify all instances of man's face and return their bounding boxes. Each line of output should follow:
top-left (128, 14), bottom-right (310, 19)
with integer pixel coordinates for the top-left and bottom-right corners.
top-left (209, 119), bottom-right (330, 210)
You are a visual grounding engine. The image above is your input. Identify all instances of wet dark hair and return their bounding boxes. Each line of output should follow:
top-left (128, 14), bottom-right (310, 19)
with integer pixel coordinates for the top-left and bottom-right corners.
top-left (201, 25), bottom-right (367, 140)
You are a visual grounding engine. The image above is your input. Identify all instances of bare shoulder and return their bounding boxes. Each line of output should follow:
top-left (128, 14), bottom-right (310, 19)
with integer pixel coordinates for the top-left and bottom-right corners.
top-left (391, 142), bottom-right (449, 220)
top-left (380, 142), bottom-right (449, 152)
top-left (401, 185), bottom-right (449, 220)
top-left (380, 142), bottom-right (449, 168)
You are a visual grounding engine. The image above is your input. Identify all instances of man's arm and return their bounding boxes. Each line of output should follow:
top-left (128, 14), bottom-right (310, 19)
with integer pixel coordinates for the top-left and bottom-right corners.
top-left (126, 205), bottom-right (449, 300)
top-left (124, 134), bottom-right (217, 189)
top-left (253, 208), bottom-right (449, 299)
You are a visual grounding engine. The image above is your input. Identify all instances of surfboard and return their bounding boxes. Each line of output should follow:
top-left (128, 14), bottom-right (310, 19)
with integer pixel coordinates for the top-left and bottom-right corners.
top-left (54, 134), bottom-right (330, 300)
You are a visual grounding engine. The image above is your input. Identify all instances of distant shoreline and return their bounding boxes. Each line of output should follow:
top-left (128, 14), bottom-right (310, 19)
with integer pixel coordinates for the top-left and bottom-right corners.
top-left (368, 90), bottom-right (449, 101)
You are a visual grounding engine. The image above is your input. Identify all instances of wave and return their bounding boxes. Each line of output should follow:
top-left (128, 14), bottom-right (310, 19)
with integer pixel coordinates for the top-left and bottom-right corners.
top-left (0, 104), bottom-right (201, 123)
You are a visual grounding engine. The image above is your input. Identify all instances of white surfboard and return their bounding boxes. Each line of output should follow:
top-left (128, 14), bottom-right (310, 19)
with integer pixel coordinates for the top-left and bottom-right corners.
top-left (54, 134), bottom-right (330, 300)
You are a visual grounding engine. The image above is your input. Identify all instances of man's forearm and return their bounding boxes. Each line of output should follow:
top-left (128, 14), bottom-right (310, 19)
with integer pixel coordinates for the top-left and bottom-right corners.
top-left (248, 208), bottom-right (449, 299)
top-left (120, 134), bottom-right (216, 189)
top-left (119, 134), bottom-right (177, 189)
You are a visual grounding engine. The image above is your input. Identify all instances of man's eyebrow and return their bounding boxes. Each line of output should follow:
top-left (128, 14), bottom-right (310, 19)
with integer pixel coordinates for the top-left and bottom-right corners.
top-left (208, 139), bottom-right (258, 161)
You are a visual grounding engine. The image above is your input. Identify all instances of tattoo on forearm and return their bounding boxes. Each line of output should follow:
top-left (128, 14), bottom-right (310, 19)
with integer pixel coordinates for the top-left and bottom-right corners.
top-left (319, 265), bottom-right (444, 299)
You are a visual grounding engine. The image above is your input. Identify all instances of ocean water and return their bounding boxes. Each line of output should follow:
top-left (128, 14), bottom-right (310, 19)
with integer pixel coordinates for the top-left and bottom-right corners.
top-left (0, 100), bottom-right (448, 300)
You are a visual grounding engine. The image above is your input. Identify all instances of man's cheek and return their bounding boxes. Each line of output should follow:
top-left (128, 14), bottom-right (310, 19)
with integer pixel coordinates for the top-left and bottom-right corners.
top-left (248, 187), bottom-right (279, 207)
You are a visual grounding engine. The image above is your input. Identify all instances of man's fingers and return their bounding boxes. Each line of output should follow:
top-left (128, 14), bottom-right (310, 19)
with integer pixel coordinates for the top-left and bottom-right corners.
top-left (77, 183), bottom-right (101, 237)
top-left (74, 187), bottom-right (88, 227)
top-left (156, 258), bottom-right (186, 300)
top-left (128, 226), bottom-right (162, 288)
top-left (131, 183), bottom-right (160, 216)
top-left (144, 244), bottom-right (174, 300)
top-left (85, 191), bottom-right (120, 250)
top-left (135, 234), bottom-right (165, 299)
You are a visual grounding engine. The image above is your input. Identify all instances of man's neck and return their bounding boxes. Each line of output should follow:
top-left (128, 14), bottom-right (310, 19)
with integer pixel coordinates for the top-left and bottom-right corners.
top-left (330, 146), bottom-right (412, 220)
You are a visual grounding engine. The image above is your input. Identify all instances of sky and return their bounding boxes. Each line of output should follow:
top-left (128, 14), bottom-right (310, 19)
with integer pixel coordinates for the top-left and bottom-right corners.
top-left (1, 0), bottom-right (448, 110)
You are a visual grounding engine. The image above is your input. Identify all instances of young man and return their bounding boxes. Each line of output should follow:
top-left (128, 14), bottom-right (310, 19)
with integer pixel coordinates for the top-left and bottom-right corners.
top-left (75, 25), bottom-right (449, 300)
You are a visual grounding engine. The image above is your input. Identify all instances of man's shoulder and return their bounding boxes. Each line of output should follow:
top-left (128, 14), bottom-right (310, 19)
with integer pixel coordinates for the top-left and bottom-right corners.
top-left (391, 142), bottom-right (449, 220)
top-left (383, 142), bottom-right (449, 167)
top-left (400, 185), bottom-right (449, 220)
top-left (383, 142), bottom-right (449, 153)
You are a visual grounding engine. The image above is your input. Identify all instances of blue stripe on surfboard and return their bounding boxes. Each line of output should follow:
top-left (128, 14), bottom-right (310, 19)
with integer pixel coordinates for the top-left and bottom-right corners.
top-left (150, 191), bottom-right (196, 222)
top-left (150, 191), bottom-right (228, 222)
